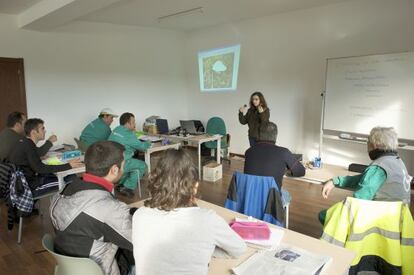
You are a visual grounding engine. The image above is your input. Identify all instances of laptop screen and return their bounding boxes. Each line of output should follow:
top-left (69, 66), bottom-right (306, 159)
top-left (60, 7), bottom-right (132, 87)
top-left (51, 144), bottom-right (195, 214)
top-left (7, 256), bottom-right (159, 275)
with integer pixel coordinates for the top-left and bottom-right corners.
top-left (180, 120), bottom-right (197, 133)
top-left (156, 119), bottom-right (169, 134)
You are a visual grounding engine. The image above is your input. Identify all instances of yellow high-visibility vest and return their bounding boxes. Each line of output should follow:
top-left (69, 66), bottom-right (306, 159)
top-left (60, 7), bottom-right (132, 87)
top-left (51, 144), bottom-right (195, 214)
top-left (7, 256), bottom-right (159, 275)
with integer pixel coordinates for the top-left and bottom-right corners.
top-left (321, 197), bottom-right (414, 274)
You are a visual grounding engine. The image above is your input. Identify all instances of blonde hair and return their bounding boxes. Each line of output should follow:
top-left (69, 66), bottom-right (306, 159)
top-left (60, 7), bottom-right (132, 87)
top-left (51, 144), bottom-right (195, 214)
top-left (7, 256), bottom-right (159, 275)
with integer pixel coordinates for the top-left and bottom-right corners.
top-left (368, 127), bottom-right (398, 151)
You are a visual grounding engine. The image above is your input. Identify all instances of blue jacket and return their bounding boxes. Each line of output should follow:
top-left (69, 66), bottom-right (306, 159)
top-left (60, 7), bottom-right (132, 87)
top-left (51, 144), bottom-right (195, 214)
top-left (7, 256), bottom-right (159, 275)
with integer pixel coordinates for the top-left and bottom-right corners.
top-left (224, 171), bottom-right (286, 227)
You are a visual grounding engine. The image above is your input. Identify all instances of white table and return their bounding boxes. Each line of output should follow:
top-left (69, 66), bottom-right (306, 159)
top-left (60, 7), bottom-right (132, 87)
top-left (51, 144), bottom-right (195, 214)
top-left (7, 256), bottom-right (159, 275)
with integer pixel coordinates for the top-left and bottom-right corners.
top-left (130, 199), bottom-right (355, 275)
top-left (158, 134), bottom-right (222, 179)
top-left (285, 163), bottom-right (359, 185)
top-left (145, 142), bottom-right (181, 172)
top-left (55, 166), bottom-right (85, 190)
top-left (42, 152), bottom-right (85, 190)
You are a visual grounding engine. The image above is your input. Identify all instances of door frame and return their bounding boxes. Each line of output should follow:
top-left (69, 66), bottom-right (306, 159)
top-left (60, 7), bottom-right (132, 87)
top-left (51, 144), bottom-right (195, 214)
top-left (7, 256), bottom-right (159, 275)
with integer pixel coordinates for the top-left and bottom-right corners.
top-left (0, 57), bottom-right (27, 117)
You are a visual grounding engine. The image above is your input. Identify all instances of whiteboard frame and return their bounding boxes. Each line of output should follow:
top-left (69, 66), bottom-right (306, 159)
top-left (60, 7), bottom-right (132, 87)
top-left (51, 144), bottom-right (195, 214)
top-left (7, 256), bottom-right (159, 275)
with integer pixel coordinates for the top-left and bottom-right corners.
top-left (319, 51), bottom-right (414, 159)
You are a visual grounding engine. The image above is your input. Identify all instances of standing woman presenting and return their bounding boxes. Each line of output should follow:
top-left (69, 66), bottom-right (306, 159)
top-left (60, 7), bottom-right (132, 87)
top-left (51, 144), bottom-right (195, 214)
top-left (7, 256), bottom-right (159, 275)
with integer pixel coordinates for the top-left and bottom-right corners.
top-left (239, 91), bottom-right (270, 147)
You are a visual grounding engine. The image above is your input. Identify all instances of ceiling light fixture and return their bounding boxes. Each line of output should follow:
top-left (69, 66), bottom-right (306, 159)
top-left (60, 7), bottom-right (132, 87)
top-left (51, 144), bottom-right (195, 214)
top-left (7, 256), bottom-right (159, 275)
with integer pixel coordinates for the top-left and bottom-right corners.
top-left (157, 7), bottom-right (203, 23)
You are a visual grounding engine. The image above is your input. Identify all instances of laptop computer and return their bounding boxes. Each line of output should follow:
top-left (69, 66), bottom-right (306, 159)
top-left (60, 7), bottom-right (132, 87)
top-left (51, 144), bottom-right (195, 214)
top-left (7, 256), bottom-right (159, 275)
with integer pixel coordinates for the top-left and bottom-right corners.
top-left (156, 119), bottom-right (169, 135)
top-left (180, 120), bottom-right (204, 135)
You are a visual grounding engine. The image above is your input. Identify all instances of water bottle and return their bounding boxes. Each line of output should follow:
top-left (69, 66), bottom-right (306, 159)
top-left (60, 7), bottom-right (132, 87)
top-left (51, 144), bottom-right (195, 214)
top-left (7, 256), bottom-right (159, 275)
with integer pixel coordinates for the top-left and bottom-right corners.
top-left (313, 157), bottom-right (322, 168)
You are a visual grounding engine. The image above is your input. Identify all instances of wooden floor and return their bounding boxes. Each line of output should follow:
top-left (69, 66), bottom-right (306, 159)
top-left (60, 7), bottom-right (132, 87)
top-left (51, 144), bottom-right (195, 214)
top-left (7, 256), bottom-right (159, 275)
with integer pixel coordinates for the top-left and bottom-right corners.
top-left (0, 153), bottom-right (412, 275)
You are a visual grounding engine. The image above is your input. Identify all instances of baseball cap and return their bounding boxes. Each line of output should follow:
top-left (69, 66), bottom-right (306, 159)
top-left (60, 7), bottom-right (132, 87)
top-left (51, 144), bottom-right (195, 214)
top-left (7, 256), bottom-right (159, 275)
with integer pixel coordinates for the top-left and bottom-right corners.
top-left (100, 108), bottom-right (119, 118)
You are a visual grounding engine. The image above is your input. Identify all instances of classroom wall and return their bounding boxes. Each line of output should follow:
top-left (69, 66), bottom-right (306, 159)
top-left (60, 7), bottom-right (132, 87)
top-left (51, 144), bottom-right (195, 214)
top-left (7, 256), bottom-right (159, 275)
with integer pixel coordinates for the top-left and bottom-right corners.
top-left (0, 14), bottom-right (189, 145)
top-left (184, 0), bottom-right (414, 172)
top-left (2, 0), bottom-right (414, 172)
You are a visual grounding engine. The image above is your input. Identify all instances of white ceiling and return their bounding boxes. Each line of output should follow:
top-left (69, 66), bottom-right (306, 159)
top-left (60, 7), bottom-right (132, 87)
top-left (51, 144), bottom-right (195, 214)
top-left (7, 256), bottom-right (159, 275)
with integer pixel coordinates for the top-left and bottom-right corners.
top-left (0, 0), bottom-right (351, 31)
top-left (80, 0), bottom-right (350, 31)
top-left (0, 0), bottom-right (42, 14)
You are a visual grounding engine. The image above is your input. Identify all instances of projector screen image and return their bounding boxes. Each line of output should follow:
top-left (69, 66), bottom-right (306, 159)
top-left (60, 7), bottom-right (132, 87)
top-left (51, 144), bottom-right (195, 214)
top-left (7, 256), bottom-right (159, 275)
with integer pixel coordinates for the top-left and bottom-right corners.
top-left (198, 45), bottom-right (240, 92)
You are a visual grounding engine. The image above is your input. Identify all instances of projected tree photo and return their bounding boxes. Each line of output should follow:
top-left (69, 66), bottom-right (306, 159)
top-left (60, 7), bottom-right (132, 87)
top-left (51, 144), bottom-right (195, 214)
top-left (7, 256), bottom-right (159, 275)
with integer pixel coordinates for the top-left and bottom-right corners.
top-left (198, 45), bottom-right (240, 92)
top-left (203, 52), bottom-right (235, 89)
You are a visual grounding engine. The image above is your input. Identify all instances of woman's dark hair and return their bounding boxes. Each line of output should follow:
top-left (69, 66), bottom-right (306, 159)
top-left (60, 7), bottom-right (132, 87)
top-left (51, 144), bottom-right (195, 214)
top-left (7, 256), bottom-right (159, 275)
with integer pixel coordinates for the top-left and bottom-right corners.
top-left (85, 141), bottom-right (124, 177)
top-left (145, 148), bottom-right (199, 211)
top-left (7, 111), bottom-right (25, 128)
top-left (249, 91), bottom-right (268, 109)
top-left (24, 118), bottom-right (44, 136)
top-left (119, 112), bottom-right (134, 126)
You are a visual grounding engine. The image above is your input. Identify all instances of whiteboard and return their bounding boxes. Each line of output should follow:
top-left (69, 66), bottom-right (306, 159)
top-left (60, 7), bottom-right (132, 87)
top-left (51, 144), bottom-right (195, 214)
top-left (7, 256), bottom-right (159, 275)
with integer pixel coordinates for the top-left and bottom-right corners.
top-left (324, 52), bottom-right (414, 140)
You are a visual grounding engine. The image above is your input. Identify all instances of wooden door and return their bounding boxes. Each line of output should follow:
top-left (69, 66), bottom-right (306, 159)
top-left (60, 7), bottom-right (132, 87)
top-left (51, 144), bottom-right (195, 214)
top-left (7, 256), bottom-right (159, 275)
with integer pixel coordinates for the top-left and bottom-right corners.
top-left (0, 58), bottom-right (27, 131)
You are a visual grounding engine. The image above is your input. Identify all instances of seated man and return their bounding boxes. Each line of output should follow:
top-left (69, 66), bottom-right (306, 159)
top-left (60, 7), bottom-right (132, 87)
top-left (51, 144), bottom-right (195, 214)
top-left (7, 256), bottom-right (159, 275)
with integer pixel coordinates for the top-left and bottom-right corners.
top-left (8, 118), bottom-right (82, 193)
top-left (80, 108), bottom-right (118, 146)
top-left (50, 141), bottom-right (135, 275)
top-left (109, 113), bottom-right (150, 197)
top-left (244, 122), bottom-right (305, 189)
top-left (0, 111), bottom-right (57, 162)
top-left (0, 111), bottom-right (27, 162)
top-left (320, 127), bottom-right (411, 224)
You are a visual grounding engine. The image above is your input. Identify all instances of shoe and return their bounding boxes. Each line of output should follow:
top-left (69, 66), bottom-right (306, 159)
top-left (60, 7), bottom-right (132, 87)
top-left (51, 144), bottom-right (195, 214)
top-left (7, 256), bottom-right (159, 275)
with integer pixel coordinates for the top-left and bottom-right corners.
top-left (118, 187), bottom-right (135, 198)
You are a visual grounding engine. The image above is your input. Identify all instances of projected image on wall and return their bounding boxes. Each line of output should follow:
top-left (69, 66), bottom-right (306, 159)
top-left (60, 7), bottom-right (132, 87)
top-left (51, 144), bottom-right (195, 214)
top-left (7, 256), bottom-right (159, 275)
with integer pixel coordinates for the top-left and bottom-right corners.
top-left (198, 45), bottom-right (240, 92)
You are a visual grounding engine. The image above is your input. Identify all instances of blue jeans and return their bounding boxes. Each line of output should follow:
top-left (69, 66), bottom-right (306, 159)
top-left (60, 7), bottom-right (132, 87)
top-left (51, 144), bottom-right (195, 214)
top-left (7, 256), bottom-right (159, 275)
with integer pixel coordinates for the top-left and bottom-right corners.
top-left (249, 137), bottom-right (256, 147)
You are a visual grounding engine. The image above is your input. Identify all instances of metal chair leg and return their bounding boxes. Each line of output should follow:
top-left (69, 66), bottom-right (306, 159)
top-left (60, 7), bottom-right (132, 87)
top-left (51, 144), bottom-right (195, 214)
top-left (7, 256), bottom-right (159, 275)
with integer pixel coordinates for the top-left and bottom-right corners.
top-left (16, 191), bottom-right (57, 244)
top-left (17, 217), bottom-right (23, 244)
top-left (285, 204), bottom-right (289, 229)
top-left (137, 176), bottom-right (141, 198)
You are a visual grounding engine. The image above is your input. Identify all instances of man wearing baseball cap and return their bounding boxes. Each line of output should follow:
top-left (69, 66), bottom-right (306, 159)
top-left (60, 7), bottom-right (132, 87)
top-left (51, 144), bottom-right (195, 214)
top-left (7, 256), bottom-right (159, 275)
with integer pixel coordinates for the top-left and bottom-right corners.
top-left (80, 108), bottom-right (118, 146)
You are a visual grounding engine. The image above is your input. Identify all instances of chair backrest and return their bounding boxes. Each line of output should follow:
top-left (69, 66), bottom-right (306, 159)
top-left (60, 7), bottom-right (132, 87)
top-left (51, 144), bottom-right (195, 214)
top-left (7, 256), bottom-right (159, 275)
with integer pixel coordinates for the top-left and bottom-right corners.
top-left (224, 172), bottom-right (286, 227)
top-left (205, 117), bottom-right (228, 149)
top-left (74, 138), bottom-right (88, 153)
top-left (42, 234), bottom-right (104, 275)
top-left (206, 117), bottom-right (226, 135)
top-left (321, 197), bottom-right (414, 274)
top-left (0, 162), bottom-right (15, 200)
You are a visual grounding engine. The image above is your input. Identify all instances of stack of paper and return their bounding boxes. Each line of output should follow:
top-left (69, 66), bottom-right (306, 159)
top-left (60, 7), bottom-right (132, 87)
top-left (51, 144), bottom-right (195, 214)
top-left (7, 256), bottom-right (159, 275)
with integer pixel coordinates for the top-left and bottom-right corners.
top-left (49, 144), bottom-right (65, 152)
top-left (139, 135), bottom-right (163, 143)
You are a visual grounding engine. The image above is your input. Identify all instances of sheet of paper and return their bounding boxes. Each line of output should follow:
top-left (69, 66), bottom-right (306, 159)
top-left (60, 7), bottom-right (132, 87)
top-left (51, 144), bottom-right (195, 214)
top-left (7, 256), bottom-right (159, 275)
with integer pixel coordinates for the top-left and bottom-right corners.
top-left (49, 144), bottom-right (65, 152)
top-left (245, 227), bottom-right (284, 250)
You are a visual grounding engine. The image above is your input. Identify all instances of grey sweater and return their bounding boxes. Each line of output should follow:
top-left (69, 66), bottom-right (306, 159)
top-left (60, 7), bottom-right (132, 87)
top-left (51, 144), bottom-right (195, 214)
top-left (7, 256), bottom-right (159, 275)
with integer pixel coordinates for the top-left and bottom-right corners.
top-left (0, 128), bottom-right (22, 162)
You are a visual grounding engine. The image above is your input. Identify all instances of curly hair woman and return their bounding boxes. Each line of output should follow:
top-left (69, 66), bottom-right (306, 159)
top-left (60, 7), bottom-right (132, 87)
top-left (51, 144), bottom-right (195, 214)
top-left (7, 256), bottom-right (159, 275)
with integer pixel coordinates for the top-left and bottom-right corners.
top-left (132, 148), bottom-right (246, 275)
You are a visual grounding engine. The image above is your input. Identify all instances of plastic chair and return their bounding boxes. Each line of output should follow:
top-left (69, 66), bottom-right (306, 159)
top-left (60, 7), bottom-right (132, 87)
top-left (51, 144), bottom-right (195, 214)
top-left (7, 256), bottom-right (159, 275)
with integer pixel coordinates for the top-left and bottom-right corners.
top-left (42, 234), bottom-right (104, 275)
top-left (137, 173), bottom-right (141, 198)
top-left (204, 117), bottom-right (230, 161)
top-left (281, 189), bottom-right (291, 228)
top-left (74, 138), bottom-right (88, 153)
top-left (17, 190), bottom-right (57, 243)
